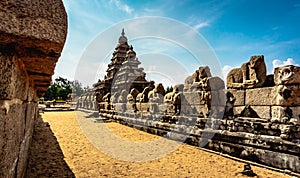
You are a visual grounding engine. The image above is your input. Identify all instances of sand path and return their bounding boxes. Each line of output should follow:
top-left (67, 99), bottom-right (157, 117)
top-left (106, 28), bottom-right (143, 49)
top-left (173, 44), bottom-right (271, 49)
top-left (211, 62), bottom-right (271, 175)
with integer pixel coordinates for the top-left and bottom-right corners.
top-left (26, 111), bottom-right (290, 177)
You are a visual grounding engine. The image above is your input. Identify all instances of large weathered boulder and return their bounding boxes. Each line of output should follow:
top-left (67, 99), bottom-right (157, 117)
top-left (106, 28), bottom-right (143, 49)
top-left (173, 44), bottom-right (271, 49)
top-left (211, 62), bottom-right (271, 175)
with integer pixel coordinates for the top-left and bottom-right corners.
top-left (0, 0), bottom-right (67, 96)
top-left (0, 1), bottom-right (67, 177)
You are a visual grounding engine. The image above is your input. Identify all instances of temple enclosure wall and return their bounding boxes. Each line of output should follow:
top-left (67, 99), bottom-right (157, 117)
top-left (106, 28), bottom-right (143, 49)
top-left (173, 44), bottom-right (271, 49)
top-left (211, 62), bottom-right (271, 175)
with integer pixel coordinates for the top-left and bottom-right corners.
top-left (0, 1), bottom-right (67, 177)
top-left (80, 43), bottom-right (300, 174)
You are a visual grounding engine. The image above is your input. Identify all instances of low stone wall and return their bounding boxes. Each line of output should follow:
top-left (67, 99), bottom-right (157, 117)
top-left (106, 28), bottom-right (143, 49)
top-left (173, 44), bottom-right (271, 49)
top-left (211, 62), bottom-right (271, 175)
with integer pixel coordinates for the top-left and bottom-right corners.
top-left (99, 109), bottom-right (300, 173)
top-left (0, 1), bottom-right (67, 177)
top-left (93, 59), bottom-right (300, 173)
top-left (92, 60), bottom-right (300, 173)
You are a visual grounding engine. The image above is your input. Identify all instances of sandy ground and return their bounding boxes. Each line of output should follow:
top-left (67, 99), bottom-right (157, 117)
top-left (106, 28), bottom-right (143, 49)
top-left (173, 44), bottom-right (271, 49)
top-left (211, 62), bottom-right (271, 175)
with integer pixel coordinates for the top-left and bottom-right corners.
top-left (26, 111), bottom-right (291, 178)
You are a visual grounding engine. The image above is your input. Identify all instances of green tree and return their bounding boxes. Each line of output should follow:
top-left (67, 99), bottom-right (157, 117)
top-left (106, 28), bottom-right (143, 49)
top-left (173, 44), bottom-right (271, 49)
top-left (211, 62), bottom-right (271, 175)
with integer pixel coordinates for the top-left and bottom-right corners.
top-left (71, 80), bottom-right (84, 97)
top-left (43, 77), bottom-right (74, 101)
top-left (165, 86), bottom-right (173, 93)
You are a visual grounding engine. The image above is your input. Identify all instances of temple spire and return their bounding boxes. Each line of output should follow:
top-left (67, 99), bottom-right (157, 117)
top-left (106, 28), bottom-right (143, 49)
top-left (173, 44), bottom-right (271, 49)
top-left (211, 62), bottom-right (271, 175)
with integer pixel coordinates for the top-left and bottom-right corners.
top-left (118, 28), bottom-right (127, 44)
top-left (121, 28), bottom-right (125, 36)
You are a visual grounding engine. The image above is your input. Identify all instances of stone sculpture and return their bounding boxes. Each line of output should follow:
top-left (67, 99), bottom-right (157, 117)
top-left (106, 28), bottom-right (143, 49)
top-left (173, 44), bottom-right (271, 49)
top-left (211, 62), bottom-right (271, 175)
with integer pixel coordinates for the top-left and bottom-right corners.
top-left (110, 92), bottom-right (120, 103)
top-left (192, 66), bottom-right (212, 90)
top-left (224, 91), bottom-right (236, 118)
top-left (148, 83), bottom-right (165, 103)
top-left (118, 90), bottom-right (128, 103)
top-left (274, 65), bottom-right (300, 85)
top-left (227, 55), bottom-right (266, 89)
top-left (183, 75), bottom-right (195, 91)
top-left (127, 88), bottom-right (139, 112)
top-left (102, 92), bottom-right (111, 110)
top-left (136, 86), bottom-right (151, 103)
top-left (164, 84), bottom-right (183, 115)
top-left (110, 92), bottom-right (120, 110)
top-left (103, 93), bottom-right (111, 102)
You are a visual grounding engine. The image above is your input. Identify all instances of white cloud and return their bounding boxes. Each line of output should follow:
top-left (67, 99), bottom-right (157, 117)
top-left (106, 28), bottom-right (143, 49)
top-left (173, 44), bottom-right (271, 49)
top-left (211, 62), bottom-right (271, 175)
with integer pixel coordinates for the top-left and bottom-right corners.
top-left (272, 58), bottom-right (299, 69)
top-left (110, 0), bottom-right (134, 14)
top-left (193, 21), bottom-right (210, 31)
top-left (221, 65), bottom-right (234, 80)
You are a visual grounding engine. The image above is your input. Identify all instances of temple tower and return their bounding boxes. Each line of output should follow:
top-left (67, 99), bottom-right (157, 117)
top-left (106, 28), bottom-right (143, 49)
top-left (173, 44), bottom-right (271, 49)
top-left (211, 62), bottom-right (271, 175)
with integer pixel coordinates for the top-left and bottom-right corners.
top-left (93, 29), bottom-right (150, 105)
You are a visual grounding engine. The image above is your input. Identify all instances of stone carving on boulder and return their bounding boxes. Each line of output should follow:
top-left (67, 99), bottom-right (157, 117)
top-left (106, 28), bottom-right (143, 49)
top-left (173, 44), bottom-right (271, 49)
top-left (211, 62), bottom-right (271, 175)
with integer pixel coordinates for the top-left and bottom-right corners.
top-left (227, 55), bottom-right (266, 89)
top-left (103, 92), bottom-right (111, 102)
top-left (274, 67), bottom-right (300, 106)
top-left (110, 92), bottom-right (120, 110)
top-left (147, 83), bottom-right (165, 114)
top-left (274, 65), bottom-right (300, 85)
top-left (183, 66), bottom-right (225, 118)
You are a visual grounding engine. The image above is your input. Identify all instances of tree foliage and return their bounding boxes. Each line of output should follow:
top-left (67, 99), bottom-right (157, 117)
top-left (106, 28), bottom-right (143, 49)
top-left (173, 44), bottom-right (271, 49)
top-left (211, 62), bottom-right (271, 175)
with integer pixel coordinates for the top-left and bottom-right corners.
top-left (165, 86), bottom-right (173, 94)
top-left (43, 77), bottom-right (88, 101)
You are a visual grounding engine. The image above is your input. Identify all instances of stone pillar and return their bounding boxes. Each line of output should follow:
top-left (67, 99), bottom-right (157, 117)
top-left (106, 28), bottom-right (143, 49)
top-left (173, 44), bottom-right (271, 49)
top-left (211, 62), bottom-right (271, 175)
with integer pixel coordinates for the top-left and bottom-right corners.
top-left (0, 1), bottom-right (67, 177)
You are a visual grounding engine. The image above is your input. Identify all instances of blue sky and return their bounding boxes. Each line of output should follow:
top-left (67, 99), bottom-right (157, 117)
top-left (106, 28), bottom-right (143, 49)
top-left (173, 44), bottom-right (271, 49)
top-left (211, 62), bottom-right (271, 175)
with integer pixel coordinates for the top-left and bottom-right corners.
top-left (57, 0), bottom-right (300, 87)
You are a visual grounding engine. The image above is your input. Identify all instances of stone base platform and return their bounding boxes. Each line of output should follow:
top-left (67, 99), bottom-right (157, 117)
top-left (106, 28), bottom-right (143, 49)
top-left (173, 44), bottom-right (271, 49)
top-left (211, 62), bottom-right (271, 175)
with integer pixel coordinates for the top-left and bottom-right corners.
top-left (97, 110), bottom-right (300, 174)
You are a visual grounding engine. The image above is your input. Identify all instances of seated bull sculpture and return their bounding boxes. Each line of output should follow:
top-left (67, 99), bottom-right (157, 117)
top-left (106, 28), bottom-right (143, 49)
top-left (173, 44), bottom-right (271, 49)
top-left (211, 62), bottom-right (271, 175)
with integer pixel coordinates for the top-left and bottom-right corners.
top-left (102, 92), bottom-right (111, 110)
top-left (164, 84), bottom-right (183, 115)
top-left (192, 66), bottom-right (212, 90)
top-left (127, 88), bottom-right (139, 112)
top-left (136, 86), bottom-right (151, 103)
top-left (148, 83), bottom-right (165, 103)
top-left (227, 55), bottom-right (266, 89)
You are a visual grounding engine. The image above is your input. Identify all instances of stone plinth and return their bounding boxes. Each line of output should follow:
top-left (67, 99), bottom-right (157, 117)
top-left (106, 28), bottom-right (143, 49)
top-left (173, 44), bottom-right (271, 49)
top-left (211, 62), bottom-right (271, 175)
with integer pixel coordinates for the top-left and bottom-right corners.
top-left (226, 89), bottom-right (245, 106)
top-left (245, 87), bottom-right (277, 106)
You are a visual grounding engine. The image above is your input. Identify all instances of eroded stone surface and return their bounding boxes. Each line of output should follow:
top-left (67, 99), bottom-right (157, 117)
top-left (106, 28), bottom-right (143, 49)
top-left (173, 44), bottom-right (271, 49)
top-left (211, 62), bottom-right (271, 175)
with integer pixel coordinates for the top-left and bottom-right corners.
top-left (276, 84), bottom-right (300, 106)
top-left (0, 1), bottom-right (67, 177)
top-left (274, 65), bottom-right (300, 85)
top-left (0, 54), bottom-right (29, 100)
top-left (245, 87), bottom-right (277, 106)
top-left (226, 89), bottom-right (245, 106)
top-left (0, 0), bottom-right (67, 95)
top-left (227, 55), bottom-right (266, 89)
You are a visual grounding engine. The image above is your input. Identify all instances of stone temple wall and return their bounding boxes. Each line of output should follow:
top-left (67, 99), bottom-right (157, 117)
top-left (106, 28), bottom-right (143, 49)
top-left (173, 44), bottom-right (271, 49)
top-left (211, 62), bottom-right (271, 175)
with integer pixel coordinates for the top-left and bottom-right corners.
top-left (93, 55), bottom-right (300, 174)
top-left (0, 1), bottom-right (67, 177)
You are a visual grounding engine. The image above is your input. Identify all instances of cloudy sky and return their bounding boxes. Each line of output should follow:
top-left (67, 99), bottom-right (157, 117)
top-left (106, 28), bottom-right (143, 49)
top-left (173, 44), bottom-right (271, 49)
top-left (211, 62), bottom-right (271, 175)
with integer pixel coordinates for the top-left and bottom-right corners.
top-left (57, 0), bottom-right (300, 87)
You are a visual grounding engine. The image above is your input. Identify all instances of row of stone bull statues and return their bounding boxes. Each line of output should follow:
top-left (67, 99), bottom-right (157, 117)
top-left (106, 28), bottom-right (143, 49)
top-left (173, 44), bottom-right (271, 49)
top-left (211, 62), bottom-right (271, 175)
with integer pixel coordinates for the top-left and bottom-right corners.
top-left (76, 55), bottom-right (300, 173)
top-left (76, 92), bottom-right (97, 110)
top-left (77, 55), bottom-right (300, 141)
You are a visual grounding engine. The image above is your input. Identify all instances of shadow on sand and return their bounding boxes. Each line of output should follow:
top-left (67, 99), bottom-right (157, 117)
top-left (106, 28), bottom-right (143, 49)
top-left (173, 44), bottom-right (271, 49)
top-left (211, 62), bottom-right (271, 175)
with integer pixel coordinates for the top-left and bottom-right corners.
top-left (26, 116), bottom-right (75, 178)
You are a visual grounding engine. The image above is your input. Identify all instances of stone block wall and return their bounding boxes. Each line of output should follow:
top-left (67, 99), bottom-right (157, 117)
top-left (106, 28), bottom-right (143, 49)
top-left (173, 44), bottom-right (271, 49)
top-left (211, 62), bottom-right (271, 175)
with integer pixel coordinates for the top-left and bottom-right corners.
top-left (0, 1), bottom-right (67, 177)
